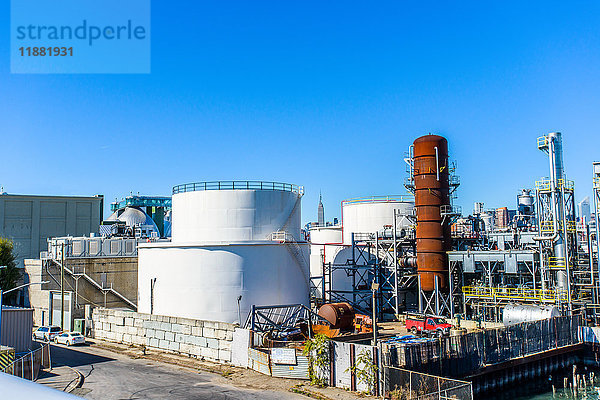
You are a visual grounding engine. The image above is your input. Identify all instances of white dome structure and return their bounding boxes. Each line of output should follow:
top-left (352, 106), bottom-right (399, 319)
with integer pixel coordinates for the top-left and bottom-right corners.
top-left (106, 206), bottom-right (160, 236)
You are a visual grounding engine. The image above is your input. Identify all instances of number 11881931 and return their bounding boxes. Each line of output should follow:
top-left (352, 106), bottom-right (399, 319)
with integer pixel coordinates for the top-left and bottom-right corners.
top-left (19, 47), bottom-right (73, 56)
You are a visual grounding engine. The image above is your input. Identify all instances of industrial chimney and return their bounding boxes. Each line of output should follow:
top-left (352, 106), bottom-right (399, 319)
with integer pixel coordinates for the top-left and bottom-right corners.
top-left (413, 134), bottom-right (451, 291)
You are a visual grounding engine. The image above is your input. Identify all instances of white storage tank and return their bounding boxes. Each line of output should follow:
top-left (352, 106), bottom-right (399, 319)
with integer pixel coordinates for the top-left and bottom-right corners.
top-left (308, 225), bottom-right (343, 299)
top-left (309, 225), bottom-right (343, 277)
top-left (137, 181), bottom-right (309, 324)
top-left (138, 242), bottom-right (309, 323)
top-left (503, 304), bottom-right (560, 326)
top-left (172, 181), bottom-right (302, 242)
top-left (341, 196), bottom-right (414, 244)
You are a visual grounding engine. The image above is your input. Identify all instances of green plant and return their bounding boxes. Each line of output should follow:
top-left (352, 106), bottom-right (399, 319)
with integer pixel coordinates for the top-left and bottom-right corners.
top-left (303, 334), bottom-right (330, 386)
top-left (389, 384), bottom-right (411, 400)
top-left (0, 238), bottom-right (21, 304)
top-left (346, 348), bottom-right (378, 394)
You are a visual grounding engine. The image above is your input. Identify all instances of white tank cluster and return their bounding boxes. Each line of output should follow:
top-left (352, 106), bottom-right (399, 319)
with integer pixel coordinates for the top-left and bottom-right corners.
top-left (309, 196), bottom-right (415, 299)
top-left (137, 181), bottom-right (309, 324)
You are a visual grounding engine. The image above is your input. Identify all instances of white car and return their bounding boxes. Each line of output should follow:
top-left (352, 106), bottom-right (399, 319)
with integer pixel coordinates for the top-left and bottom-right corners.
top-left (54, 332), bottom-right (85, 346)
top-left (33, 326), bottom-right (62, 341)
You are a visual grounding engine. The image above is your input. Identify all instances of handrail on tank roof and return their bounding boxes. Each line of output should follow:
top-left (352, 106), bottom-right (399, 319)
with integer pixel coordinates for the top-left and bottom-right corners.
top-left (172, 180), bottom-right (304, 195)
top-left (341, 195), bottom-right (414, 206)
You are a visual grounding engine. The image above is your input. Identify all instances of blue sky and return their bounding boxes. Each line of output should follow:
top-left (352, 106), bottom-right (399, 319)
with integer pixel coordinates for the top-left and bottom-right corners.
top-left (1, 2), bottom-right (599, 223)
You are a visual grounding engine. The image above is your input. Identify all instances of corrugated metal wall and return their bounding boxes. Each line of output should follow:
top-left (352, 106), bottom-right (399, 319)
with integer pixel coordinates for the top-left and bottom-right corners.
top-left (1, 307), bottom-right (34, 353)
top-left (248, 342), bottom-right (377, 386)
top-left (333, 341), bottom-right (352, 388)
top-left (271, 354), bottom-right (310, 380)
top-left (353, 343), bottom-right (374, 393)
top-left (248, 347), bottom-right (271, 376)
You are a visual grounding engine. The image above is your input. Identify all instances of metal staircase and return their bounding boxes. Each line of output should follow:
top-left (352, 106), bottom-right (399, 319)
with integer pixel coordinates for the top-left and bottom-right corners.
top-left (48, 258), bottom-right (137, 310)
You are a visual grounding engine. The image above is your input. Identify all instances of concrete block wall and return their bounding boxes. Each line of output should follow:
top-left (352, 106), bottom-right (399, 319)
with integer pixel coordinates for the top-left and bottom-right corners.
top-left (92, 308), bottom-right (235, 364)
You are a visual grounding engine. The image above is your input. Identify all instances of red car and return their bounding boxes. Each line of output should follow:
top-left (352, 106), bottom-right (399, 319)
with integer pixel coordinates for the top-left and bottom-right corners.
top-left (406, 315), bottom-right (452, 337)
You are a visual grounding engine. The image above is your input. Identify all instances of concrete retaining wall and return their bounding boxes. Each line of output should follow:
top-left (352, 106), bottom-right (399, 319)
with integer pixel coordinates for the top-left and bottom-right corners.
top-left (92, 308), bottom-right (235, 364)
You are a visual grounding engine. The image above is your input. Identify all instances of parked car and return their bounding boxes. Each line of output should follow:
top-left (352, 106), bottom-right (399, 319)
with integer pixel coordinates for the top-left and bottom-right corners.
top-left (33, 326), bottom-right (62, 341)
top-left (405, 315), bottom-right (452, 337)
top-left (54, 332), bottom-right (85, 346)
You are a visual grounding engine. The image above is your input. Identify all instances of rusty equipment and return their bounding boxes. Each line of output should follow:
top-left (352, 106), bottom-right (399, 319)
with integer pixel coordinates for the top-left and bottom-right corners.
top-left (413, 134), bottom-right (451, 291)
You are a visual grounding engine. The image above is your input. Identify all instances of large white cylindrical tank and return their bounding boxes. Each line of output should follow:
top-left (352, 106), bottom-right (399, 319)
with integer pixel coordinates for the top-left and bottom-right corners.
top-left (172, 181), bottom-right (303, 242)
top-left (308, 226), bottom-right (344, 298)
top-left (138, 242), bottom-right (309, 323)
top-left (309, 226), bottom-right (343, 277)
top-left (327, 247), bottom-right (364, 303)
top-left (342, 196), bottom-right (414, 244)
top-left (137, 181), bottom-right (309, 324)
top-left (502, 304), bottom-right (560, 326)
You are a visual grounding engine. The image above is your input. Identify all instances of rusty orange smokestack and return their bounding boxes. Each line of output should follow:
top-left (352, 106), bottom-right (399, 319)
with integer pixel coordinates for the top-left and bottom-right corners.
top-left (413, 134), bottom-right (450, 291)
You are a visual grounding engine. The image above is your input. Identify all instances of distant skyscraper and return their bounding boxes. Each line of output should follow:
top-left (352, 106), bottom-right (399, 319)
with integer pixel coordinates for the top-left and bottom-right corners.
top-left (495, 207), bottom-right (509, 229)
top-left (473, 202), bottom-right (484, 215)
top-left (318, 193), bottom-right (325, 226)
top-left (579, 196), bottom-right (591, 223)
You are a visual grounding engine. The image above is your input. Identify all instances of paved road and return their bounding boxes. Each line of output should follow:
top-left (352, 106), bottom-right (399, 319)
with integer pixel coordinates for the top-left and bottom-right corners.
top-left (49, 342), bottom-right (303, 399)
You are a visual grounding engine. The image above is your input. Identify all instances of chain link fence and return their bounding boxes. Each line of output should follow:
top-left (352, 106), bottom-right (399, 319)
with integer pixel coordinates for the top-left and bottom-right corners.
top-left (1, 343), bottom-right (51, 381)
top-left (384, 365), bottom-right (473, 400)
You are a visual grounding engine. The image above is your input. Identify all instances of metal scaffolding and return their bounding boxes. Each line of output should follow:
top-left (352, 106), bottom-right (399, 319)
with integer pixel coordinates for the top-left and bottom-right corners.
top-left (447, 135), bottom-right (600, 322)
top-left (322, 210), bottom-right (417, 320)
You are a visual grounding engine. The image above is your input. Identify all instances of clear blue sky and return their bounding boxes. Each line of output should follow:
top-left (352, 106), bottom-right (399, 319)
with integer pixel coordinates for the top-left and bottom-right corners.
top-left (1, 2), bottom-right (599, 224)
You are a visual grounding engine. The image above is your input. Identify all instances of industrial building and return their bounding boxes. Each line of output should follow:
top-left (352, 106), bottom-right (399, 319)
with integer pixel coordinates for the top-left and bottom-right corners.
top-left (21, 131), bottom-right (595, 399)
top-left (24, 239), bottom-right (138, 330)
top-left (15, 132), bottom-right (598, 334)
top-left (21, 194), bottom-right (172, 330)
top-left (0, 193), bottom-right (103, 268)
top-left (10, 131), bottom-right (593, 400)
top-left (303, 132), bottom-right (600, 329)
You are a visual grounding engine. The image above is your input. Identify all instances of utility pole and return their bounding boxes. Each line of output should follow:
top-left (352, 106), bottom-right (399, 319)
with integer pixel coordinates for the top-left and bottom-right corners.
top-left (61, 242), bottom-right (65, 331)
top-left (371, 280), bottom-right (380, 398)
top-left (0, 265), bottom-right (6, 347)
top-left (371, 281), bottom-right (379, 346)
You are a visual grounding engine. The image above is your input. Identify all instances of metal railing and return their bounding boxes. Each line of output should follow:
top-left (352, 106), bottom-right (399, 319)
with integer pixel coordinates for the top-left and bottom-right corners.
top-left (1, 343), bottom-right (51, 381)
top-left (535, 178), bottom-right (574, 191)
top-left (384, 366), bottom-right (473, 400)
top-left (110, 195), bottom-right (172, 211)
top-left (270, 231), bottom-right (296, 242)
top-left (549, 256), bottom-right (567, 269)
top-left (172, 180), bottom-right (303, 195)
top-left (540, 220), bottom-right (576, 233)
top-left (44, 236), bottom-right (139, 259)
top-left (341, 195), bottom-right (414, 206)
top-left (440, 205), bottom-right (462, 216)
top-left (245, 304), bottom-right (328, 335)
top-left (462, 285), bottom-right (567, 303)
top-left (449, 175), bottom-right (460, 187)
